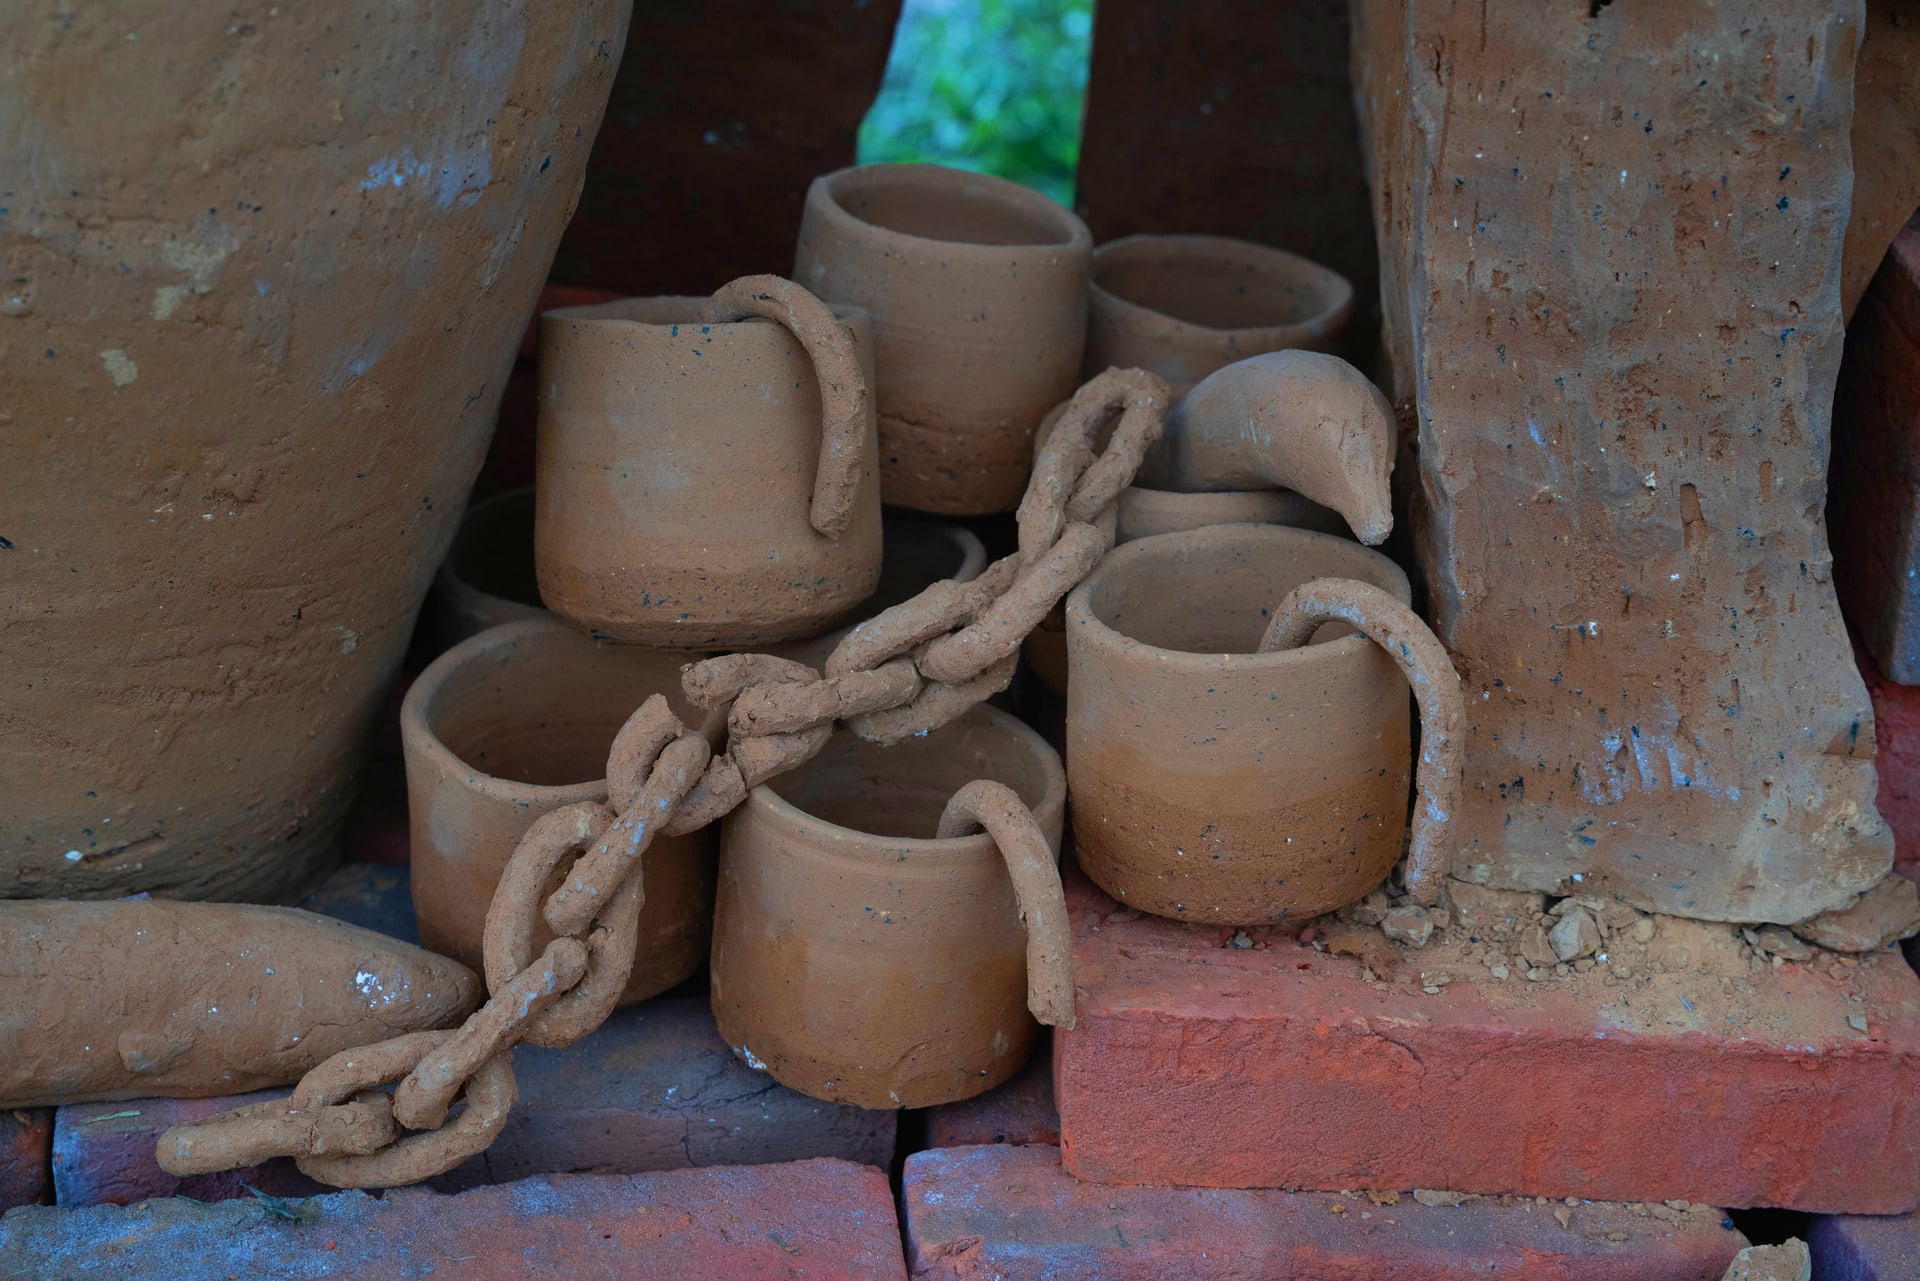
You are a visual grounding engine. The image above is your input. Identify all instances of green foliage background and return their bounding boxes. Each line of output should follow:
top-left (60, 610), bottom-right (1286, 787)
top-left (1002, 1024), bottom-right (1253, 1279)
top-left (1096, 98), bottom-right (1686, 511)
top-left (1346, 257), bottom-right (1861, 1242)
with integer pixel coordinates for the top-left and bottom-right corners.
top-left (857, 0), bottom-right (1094, 207)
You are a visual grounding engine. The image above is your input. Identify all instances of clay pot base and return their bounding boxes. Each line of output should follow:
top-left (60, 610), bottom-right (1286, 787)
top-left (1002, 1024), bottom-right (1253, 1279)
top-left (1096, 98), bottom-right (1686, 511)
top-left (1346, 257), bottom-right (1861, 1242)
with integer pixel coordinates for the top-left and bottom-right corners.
top-left (713, 706), bottom-right (1066, 1109)
top-left (404, 619), bottom-right (716, 1006)
top-left (1067, 524), bottom-right (1415, 925)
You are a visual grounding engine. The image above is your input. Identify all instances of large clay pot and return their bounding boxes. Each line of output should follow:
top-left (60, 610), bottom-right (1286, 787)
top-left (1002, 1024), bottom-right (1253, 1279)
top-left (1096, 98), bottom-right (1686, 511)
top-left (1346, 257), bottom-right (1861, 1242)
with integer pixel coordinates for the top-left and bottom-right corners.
top-left (418, 488), bottom-right (546, 660)
top-left (712, 705), bottom-right (1067, 1108)
top-left (535, 290), bottom-right (882, 648)
top-left (1085, 234), bottom-right (1354, 396)
top-left (403, 619), bottom-right (714, 1006)
top-left (794, 163), bottom-right (1093, 515)
top-left (0, 2), bottom-right (631, 901)
top-left (1066, 525), bottom-right (1414, 924)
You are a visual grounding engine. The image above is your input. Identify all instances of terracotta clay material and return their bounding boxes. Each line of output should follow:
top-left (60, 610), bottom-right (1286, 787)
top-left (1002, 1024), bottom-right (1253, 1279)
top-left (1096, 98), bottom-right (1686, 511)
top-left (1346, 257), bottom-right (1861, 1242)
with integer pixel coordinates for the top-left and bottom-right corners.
top-left (535, 283), bottom-right (881, 648)
top-left (403, 618), bottom-right (715, 1008)
top-left (711, 705), bottom-right (1068, 1108)
top-left (776, 516), bottom-right (988, 672)
top-left (418, 488), bottom-right (545, 660)
top-left (0, 2), bottom-right (629, 903)
top-left (794, 163), bottom-right (1094, 515)
top-left (1066, 524), bottom-right (1415, 924)
top-left (0, 900), bottom-right (479, 1109)
top-left (1137, 349), bottom-right (1397, 545)
top-left (1086, 234), bottom-right (1356, 396)
top-left (1116, 486), bottom-right (1348, 543)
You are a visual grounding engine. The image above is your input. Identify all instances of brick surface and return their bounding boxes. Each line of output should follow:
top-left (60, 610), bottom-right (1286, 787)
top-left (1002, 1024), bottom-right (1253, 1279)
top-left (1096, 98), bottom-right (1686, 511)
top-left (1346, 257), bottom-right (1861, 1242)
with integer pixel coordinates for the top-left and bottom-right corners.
top-left (1809, 1210), bottom-right (1920, 1279)
top-left (1, 1159), bottom-right (907, 1280)
top-left (52, 997), bottom-right (894, 1205)
top-left (54, 1094), bottom-right (327, 1207)
top-left (1054, 868), bottom-right (1920, 1212)
top-left (1855, 639), bottom-right (1920, 874)
top-left (0, 1110), bottom-right (50, 1212)
top-left (905, 1144), bottom-right (1748, 1280)
top-left (926, 1034), bottom-right (1058, 1149)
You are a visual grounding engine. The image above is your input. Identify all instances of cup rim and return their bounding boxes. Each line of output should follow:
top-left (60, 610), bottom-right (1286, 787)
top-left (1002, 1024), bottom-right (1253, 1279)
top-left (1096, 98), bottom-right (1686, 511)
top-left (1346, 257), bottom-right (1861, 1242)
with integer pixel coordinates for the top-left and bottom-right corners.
top-left (1089, 232), bottom-right (1354, 340)
top-left (738, 703), bottom-right (1066, 866)
top-left (540, 294), bottom-right (869, 333)
top-left (1065, 522), bottom-right (1412, 674)
top-left (808, 162), bottom-right (1093, 256)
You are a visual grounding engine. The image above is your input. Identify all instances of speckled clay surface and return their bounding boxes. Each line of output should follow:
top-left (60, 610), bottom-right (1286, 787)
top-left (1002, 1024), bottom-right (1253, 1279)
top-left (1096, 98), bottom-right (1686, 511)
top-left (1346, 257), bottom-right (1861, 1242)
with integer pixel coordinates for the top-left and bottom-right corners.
top-left (1086, 233), bottom-right (1354, 396)
top-left (794, 163), bottom-right (1093, 514)
top-left (0, 2), bottom-right (630, 902)
top-left (711, 705), bottom-right (1065, 1108)
top-left (535, 295), bottom-right (881, 648)
top-left (403, 619), bottom-right (715, 1007)
top-left (1066, 524), bottom-right (1414, 924)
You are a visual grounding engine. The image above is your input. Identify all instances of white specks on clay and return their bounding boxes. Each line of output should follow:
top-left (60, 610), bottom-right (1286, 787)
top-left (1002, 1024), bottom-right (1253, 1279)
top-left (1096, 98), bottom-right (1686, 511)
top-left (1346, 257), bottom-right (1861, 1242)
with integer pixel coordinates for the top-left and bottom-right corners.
top-left (150, 285), bottom-right (189, 321)
top-left (737, 1044), bottom-right (768, 1070)
top-left (99, 349), bottom-right (138, 387)
top-left (335, 627), bottom-right (360, 654)
top-left (64, 849), bottom-right (82, 861)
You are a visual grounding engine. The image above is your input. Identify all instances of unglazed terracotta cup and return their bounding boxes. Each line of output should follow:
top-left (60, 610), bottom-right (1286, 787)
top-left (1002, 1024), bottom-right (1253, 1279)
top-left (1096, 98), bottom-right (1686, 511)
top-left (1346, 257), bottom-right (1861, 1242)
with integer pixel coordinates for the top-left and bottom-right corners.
top-left (794, 163), bottom-right (1093, 515)
top-left (1084, 233), bottom-right (1355, 396)
top-left (402, 618), bottom-right (716, 1005)
top-left (712, 705), bottom-right (1066, 1108)
top-left (774, 515), bottom-right (988, 671)
top-left (535, 295), bottom-right (882, 648)
top-left (419, 487), bottom-right (547, 660)
top-left (1066, 524), bottom-right (1413, 924)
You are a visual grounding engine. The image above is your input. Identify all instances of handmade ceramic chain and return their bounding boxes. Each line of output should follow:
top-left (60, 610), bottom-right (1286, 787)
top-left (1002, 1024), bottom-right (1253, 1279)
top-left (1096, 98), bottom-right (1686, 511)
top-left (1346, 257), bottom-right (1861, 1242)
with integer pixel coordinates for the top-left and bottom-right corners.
top-left (158, 365), bottom-right (1173, 1188)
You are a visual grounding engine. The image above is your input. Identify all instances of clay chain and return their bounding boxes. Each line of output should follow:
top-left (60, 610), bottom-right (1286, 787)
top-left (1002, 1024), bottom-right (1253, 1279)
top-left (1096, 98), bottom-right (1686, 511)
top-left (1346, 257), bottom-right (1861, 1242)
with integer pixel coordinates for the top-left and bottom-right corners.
top-left (157, 366), bottom-right (1173, 1188)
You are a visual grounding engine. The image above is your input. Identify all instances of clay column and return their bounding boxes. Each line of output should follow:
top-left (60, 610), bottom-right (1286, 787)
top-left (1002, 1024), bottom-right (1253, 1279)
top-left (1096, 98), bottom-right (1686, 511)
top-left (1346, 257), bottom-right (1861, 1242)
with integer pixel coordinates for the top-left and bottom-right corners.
top-left (1350, 0), bottom-right (1890, 921)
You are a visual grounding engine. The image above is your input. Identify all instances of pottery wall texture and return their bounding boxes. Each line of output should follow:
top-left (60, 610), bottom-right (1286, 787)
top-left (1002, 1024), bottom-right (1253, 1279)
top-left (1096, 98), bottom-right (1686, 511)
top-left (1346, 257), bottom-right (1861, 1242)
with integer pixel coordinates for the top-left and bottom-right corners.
top-left (1350, 0), bottom-right (1891, 922)
top-left (551, 0), bottom-right (902, 295)
top-left (1076, 0), bottom-right (1377, 349)
top-left (0, 2), bottom-right (631, 901)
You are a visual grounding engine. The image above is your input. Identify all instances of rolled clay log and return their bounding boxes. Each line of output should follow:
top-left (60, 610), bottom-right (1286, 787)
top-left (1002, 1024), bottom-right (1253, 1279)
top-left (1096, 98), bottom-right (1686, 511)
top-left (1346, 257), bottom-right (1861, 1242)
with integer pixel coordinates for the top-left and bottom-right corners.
top-left (1138, 349), bottom-right (1396, 545)
top-left (0, 900), bottom-right (480, 1109)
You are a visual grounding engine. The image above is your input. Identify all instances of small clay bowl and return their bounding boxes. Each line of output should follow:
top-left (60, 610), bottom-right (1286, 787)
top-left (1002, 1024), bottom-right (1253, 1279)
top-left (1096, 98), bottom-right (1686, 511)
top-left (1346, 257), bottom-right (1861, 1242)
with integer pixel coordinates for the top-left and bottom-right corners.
top-left (795, 163), bottom-right (1093, 515)
top-left (418, 487), bottom-right (546, 659)
top-left (1066, 524), bottom-right (1413, 924)
top-left (402, 618), bottom-right (715, 1004)
top-left (775, 515), bottom-right (988, 671)
top-left (711, 704), bottom-right (1066, 1109)
top-left (1085, 233), bottom-right (1355, 396)
top-left (536, 295), bottom-right (882, 649)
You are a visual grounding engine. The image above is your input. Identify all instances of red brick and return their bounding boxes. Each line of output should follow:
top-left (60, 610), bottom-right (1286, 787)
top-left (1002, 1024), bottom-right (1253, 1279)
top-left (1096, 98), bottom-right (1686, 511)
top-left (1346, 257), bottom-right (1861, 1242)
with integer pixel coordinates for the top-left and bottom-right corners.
top-left (0, 1159), bottom-right (906, 1280)
top-left (52, 997), bottom-right (894, 1205)
top-left (1856, 636), bottom-right (1920, 876)
top-left (0, 1109), bottom-right (50, 1211)
top-left (54, 1094), bottom-right (327, 1207)
top-left (905, 1144), bottom-right (1748, 1280)
top-left (926, 1034), bottom-right (1058, 1149)
top-left (1054, 868), bottom-right (1920, 1212)
top-left (1810, 1207), bottom-right (1920, 1278)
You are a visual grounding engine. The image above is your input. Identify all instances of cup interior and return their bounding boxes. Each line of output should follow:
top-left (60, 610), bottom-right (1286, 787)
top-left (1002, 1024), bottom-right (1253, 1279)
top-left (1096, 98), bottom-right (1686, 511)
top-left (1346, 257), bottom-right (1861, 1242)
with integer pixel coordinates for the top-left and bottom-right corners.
top-left (450, 489), bottom-right (540, 607)
top-left (767, 708), bottom-right (1056, 840)
top-left (1081, 525), bottom-right (1409, 655)
top-left (419, 623), bottom-right (695, 788)
top-left (1094, 237), bottom-right (1349, 332)
top-left (825, 165), bottom-right (1081, 248)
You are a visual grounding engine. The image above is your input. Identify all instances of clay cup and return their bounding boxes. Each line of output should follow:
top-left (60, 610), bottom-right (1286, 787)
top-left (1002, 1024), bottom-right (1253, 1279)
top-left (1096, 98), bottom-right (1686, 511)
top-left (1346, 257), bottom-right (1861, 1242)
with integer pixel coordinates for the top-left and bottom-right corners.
top-left (1086, 233), bottom-right (1354, 396)
top-left (712, 705), bottom-right (1068, 1108)
top-left (794, 163), bottom-right (1093, 515)
top-left (418, 487), bottom-right (546, 660)
top-left (402, 618), bottom-right (716, 1005)
top-left (1066, 524), bottom-right (1414, 924)
top-left (536, 283), bottom-right (882, 648)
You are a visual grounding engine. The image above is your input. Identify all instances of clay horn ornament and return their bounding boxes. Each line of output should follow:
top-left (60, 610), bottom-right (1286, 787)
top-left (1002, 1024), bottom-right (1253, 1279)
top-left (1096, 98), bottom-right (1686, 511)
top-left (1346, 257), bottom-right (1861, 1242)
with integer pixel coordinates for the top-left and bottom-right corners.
top-left (0, 899), bottom-right (480, 1109)
top-left (1139, 348), bottom-right (1398, 546)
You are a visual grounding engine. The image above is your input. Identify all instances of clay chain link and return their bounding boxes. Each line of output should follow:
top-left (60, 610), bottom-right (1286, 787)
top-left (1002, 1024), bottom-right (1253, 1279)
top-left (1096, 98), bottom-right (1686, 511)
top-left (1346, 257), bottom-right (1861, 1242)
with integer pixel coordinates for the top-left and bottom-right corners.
top-left (157, 366), bottom-right (1171, 1188)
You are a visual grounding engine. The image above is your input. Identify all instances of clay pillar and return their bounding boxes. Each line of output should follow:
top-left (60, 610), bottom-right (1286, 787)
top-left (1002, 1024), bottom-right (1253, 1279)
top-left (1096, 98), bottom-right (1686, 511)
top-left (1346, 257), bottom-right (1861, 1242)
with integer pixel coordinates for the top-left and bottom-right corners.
top-left (1075, 0), bottom-right (1377, 334)
top-left (550, 1), bottom-right (902, 295)
top-left (1350, 0), bottom-right (1891, 922)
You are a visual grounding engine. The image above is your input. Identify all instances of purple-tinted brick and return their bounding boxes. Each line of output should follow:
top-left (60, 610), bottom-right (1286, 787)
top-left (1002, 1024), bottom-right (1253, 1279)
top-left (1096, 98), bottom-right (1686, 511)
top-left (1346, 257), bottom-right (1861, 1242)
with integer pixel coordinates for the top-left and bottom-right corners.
top-left (905, 1144), bottom-right (1749, 1280)
top-left (2, 1159), bottom-right (907, 1279)
top-left (54, 1094), bottom-right (326, 1207)
top-left (1811, 1209), bottom-right (1920, 1278)
top-left (0, 1110), bottom-right (51, 1212)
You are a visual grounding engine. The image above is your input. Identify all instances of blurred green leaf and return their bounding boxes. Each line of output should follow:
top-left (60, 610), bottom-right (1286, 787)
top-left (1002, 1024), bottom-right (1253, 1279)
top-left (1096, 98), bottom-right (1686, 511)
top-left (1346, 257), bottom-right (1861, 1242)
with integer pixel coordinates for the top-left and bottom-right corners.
top-left (858, 0), bottom-right (1093, 206)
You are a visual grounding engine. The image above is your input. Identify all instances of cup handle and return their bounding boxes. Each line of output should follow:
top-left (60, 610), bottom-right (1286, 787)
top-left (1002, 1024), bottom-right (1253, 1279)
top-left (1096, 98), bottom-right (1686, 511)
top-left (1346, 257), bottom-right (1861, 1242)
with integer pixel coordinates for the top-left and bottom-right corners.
top-left (1258, 578), bottom-right (1466, 906)
top-left (938, 780), bottom-right (1076, 1029)
top-left (706, 274), bottom-right (870, 539)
